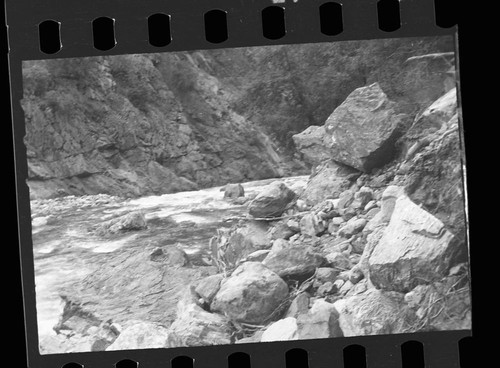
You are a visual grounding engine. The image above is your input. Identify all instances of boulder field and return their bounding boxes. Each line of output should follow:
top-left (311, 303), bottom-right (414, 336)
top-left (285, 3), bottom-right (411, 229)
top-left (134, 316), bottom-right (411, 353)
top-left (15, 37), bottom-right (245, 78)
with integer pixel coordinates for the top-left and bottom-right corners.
top-left (102, 79), bottom-right (468, 348)
top-left (44, 50), bottom-right (470, 350)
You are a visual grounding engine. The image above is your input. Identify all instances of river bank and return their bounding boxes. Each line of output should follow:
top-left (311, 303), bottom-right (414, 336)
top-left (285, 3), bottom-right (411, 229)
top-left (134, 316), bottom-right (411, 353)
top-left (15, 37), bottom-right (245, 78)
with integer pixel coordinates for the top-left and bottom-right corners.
top-left (32, 176), bottom-right (309, 353)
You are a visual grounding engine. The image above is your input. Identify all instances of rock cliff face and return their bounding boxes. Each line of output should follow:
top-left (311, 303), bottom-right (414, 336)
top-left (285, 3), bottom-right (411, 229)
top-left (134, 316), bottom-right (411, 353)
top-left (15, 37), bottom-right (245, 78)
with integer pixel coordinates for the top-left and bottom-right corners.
top-left (22, 37), bottom-right (453, 199)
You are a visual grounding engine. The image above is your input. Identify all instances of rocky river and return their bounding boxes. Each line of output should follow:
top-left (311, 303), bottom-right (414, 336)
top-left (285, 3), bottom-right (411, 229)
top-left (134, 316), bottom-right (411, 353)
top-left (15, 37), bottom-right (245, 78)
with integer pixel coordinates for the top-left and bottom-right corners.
top-left (33, 176), bottom-right (309, 353)
top-left (29, 50), bottom-right (472, 354)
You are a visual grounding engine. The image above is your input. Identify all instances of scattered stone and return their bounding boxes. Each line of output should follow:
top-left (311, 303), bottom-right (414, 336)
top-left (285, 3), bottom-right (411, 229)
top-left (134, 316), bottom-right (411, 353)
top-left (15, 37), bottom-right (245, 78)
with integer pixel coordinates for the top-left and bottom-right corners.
top-left (167, 303), bottom-right (232, 347)
top-left (351, 187), bottom-right (374, 210)
top-left (248, 181), bottom-right (297, 218)
top-left (296, 299), bottom-right (343, 339)
top-left (364, 200), bottom-right (377, 212)
top-left (269, 239), bottom-right (289, 254)
top-left (194, 274), bottom-right (224, 305)
top-left (165, 246), bottom-right (188, 266)
top-left (317, 282), bottom-right (337, 296)
top-left (300, 161), bottom-right (359, 206)
top-left (292, 125), bottom-right (331, 166)
top-left (287, 219), bottom-right (301, 232)
top-left (263, 244), bottom-right (325, 280)
top-left (269, 222), bottom-right (296, 240)
top-left (220, 221), bottom-right (271, 266)
top-left (149, 247), bottom-right (165, 261)
top-left (224, 184), bottom-right (245, 199)
top-left (211, 262), bottom-right (289, 324)
top-left (261, 317), bottom-right (299, 342)
top-left (333, 289), bottom-right (417, 336)
top-left (338, 218), bottom-right (367, 237)
top-left (339, 280), bottom-right (354, 296)
top-left (295, 199), bottom-right (309, 212)
top-left (299, 213), bottom-right (326, 237)
top-left (348, 266), bottom-right (364, 285)
top-left (364, 207), bottom-right (380, 220)
top-left (350, 236), bottom-right (366, 254)
top-left (368, 195), bottom-right (458, 292)
top-left (337, 190), bottom-right (355, 210)
top-left (285, 292), bottom-right (310, 318)
top-left (327, 217), bottom-right (345, 234)
top-left (95, 211), bottom-right (147, 235)
top-left (323, 82), bottom-right (408, 172)
top-left (315, 267), bottom-right (339, 284)
top-left (326, 252), bottom-right (352, 271)
top-left (246, 249), bottom-right (271, 262)
top-left (333, 279), bottom-right (345, 291)
top-left (347, 279), bottom-right (368, 296)
top-left (106, 322), bottom-right (169, 350)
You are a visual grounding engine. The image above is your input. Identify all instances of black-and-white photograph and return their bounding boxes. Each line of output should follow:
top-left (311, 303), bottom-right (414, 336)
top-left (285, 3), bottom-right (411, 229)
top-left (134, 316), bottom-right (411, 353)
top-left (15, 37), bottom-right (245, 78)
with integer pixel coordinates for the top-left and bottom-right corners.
top-left (22, 36), bottom-right (471, 354)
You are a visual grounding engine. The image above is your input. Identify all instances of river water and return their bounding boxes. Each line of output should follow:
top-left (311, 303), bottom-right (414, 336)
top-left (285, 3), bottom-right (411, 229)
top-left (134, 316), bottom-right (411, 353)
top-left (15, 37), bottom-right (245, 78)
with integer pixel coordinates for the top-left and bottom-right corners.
top-left (31, 176), bottom-right (309, 340)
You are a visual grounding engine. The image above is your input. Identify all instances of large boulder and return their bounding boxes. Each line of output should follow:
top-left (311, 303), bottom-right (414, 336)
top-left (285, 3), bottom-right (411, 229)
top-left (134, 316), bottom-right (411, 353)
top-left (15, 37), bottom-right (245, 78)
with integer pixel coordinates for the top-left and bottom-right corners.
top-left (248, 181), bottom-right (297, 218)
top-left (299, 161), bottom-right (359, 206)
top-left (211, 262), bottom-right (289, 324)
top-left (324, 83), bottom-right (408, 172)
top-left (262, 244), bottom-right (325, 280)
top-left (167, 303), bottom-right (232, 347)
top-left (296, 299), bottom-right (343, 339)
top-left (333, 289), bottom-right (417, 336)
top-left (261, 317), bottom-right (299, 342)
top-left (398, 91), bottom-right (466, 240)
top-left (368, 195), bottom-right (458, 292)
top-left (292, 125), bottom-right (331, 166)
top-left (106, 322), bottom-right (169, 350)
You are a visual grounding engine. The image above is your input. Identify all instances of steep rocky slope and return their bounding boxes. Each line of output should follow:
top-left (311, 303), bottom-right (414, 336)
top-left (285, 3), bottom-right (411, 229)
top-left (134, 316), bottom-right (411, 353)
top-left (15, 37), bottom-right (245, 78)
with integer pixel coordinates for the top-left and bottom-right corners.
top-left (22, 37), bottom-right (453, 199)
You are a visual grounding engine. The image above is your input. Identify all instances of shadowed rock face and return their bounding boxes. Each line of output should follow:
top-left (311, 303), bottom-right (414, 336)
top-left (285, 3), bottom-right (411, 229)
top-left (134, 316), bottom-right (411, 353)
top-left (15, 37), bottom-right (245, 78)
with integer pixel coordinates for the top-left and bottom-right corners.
top-left (324, 83), bottom-right (409, 173)
top-left (22, 38), bottom-right (453, 199)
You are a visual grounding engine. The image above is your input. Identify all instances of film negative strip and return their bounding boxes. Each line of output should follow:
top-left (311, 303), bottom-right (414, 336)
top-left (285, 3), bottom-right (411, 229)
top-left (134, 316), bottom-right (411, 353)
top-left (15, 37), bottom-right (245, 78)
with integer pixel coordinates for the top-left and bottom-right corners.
top-left (6, 0), bottom-right (472, 367)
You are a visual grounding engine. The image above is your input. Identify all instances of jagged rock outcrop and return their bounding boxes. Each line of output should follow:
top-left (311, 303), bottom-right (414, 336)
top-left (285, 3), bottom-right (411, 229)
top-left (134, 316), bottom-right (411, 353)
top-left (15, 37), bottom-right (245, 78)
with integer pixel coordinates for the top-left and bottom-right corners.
top-left (324, 83), bottom-right (409, 172)
top-left (211, 262), bottom-right (289, 324)
top-left (368, 195), bottom-right (458, 292)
